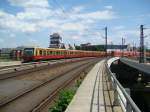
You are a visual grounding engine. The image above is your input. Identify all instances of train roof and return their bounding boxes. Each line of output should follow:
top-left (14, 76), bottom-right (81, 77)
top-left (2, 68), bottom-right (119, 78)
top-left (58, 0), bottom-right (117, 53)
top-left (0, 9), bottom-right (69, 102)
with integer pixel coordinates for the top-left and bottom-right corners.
top-left (24, 47), bottom-right (101, 52)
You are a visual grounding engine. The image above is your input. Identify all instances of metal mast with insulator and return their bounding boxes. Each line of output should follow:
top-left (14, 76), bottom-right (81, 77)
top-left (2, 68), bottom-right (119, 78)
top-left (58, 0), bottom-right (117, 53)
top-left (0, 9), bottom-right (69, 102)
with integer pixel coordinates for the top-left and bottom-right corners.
top-left (139, 25), bottom-right (145, 63)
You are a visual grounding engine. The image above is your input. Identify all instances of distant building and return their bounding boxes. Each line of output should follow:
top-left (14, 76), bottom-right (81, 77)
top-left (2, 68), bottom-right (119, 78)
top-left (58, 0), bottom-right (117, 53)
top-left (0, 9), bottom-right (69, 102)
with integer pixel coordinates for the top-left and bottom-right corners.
top-left (0, 48), bottom-right (15, 54)
top-left (75, 44), bottom-right (128, 51)
top-left (49, 33), bottom-right (62, 48)
top-left (80, 43), bottom-right (91, 47)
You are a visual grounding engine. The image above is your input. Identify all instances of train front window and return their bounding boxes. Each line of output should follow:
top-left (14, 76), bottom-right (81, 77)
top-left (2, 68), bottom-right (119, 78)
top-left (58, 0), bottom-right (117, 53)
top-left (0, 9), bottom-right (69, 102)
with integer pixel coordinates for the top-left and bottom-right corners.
top-left (24, 48), bottom-right (34, 56)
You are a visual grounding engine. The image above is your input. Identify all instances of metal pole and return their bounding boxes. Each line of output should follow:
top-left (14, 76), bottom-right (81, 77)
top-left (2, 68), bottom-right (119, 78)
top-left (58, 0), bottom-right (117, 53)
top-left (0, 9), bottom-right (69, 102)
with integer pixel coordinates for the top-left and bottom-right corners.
top-left (122, 38), bottom-right (124, 57)
top-left (105, 27), bottom-right (107, 57)
top-left (139, 25), bottom-right (145, 63)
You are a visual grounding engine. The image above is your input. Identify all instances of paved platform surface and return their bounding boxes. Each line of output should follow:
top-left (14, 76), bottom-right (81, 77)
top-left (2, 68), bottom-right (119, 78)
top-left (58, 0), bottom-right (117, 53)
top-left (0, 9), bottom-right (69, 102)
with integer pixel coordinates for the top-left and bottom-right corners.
top-left (0, 61), bottom-right (21, 68)
top-left (65, 59), bottom-right (122, 112)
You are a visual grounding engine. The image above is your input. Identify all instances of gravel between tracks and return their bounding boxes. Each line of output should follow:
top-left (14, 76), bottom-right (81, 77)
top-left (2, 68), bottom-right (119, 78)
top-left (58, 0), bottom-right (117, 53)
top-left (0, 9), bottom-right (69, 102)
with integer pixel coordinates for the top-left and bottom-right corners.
top-left (0, 58), bottom-right (101, 112)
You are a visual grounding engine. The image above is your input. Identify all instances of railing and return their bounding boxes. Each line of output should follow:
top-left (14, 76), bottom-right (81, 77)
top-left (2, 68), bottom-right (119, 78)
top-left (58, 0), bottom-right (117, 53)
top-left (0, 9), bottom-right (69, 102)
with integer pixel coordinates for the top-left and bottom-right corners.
top-left (105, 59), bottom-right (141, 112)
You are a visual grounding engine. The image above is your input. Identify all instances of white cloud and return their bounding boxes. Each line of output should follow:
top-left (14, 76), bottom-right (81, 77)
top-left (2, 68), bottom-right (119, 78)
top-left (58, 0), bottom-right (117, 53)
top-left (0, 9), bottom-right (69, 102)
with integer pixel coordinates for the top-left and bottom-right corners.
top-left (104, 6), bottom-right (113, 10)
top-left (25, 38), bottom-right (40, 47)
top-left (72, 6), bottom-right (85, 13)
top-left (72, 35), bottom-right (80, 39)
top-left (113, 26), bottom-right (125, 30)
top-left (60, 23), bottom-right (86, 31)
top-left (17, 7), bottom-right (52, 20)
top-left (0, 38), bottom-right (4, 43)
top-left (76, 10), bottom-right (117, 20)
top-left (37, 20), bottom-right (58, 28)
top-left (0, 10), bottom-right (39, 33)
top-left (9, 33), bottom-right (15, 38)
top-left (108, 28), bottom-right (141, 45)
top-left (0, 1), bottom-right (118, 42)
top-left (8, 0), bottom-right (49, 8)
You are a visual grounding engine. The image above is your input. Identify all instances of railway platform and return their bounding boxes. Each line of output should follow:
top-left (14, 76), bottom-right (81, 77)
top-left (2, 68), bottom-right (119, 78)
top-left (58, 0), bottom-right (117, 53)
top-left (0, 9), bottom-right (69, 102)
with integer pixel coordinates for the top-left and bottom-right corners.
top-left (65, 59), bottom-right (122, 112)
top-left (65, 57), bottom-right (142, 112)
top-left (0, 61), bottom-right (21, 68)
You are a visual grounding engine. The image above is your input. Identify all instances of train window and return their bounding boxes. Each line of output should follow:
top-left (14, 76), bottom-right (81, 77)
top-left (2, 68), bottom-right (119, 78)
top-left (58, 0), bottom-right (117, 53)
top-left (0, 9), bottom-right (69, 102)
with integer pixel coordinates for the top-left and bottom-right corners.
top-left (61, 51), bottom-right (64, 55)
top-left (53, 51), bottom-right (55, 55)
top-left (65, 51), bottom-right (68, 55)
top-left (36, 50), bottom-right (38, 56)
top-left (24, 48), bottom-right (34, 56)
top-left (55, 51), bottom-right (57, 55)
top-left (39, 50), bottom-right (42, 55)
top-left (50, 51), bottom-right (53, 55)
top-left (51, 51), bottom-right (53, 55)
top-left (44, 51), bottom-right (46, 56)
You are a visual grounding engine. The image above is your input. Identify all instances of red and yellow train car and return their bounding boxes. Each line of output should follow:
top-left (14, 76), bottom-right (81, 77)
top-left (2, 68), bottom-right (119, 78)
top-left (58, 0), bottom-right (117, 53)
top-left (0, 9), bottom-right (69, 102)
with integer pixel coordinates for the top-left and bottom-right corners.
top-left (23, 47), bottom-right (106, 62)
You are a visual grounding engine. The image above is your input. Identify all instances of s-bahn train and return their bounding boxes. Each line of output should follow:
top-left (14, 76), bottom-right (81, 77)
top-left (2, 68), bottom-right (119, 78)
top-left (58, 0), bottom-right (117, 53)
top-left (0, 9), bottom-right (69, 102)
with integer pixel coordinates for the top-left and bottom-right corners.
top-left (22, 47), bottom-right (150, 62)
top-left (112, 50), bottom-right (150, 59)
top-left (23, 47), bottom-right (107, 62)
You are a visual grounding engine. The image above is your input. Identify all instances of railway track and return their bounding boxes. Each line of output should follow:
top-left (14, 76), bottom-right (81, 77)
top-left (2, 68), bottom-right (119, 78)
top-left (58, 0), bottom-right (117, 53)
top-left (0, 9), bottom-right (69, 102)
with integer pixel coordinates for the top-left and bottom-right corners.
top-left (0, 57), bottom-right (95, 80)
top-left (0, 58), bottom-right (101, 112)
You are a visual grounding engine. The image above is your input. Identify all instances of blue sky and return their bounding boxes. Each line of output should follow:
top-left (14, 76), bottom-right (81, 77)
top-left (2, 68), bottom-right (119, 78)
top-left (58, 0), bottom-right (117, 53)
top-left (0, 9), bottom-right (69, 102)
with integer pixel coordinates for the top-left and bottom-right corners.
top-left (0, 0), bottom-right (150, 48)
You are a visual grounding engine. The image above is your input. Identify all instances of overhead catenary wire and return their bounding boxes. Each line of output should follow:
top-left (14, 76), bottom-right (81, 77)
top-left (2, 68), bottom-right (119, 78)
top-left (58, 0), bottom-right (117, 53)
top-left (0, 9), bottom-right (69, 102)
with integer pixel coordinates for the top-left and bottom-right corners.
top-left (51, 0), bottom-right (95, 31)
top-left (51, 0), bottom-right (107, 45)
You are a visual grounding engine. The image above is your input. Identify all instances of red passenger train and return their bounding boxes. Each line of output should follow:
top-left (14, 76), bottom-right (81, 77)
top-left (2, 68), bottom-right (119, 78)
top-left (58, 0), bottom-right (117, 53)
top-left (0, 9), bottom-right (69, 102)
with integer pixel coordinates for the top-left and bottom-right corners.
top-left (23, 47), bottom-right (150, 62)
top-left (112, 50), bottom-right (150, 60)
top-left (23, 47), bottom-right (106, 62)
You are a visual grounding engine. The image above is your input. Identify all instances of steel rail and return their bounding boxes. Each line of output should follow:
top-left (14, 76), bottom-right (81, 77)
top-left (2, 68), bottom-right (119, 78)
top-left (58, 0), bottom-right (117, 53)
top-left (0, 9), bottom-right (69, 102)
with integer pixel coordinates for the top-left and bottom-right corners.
top-left (0, 59), bottom-right (72, 72)
top-left (31, 60), bottom-right (96, 112)
top-left (0, 60), bottom-right (95, 107)
top-left (0, 57), bottom-right (96, 80)
top-left (0, 57), bottom-right (95, 71)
